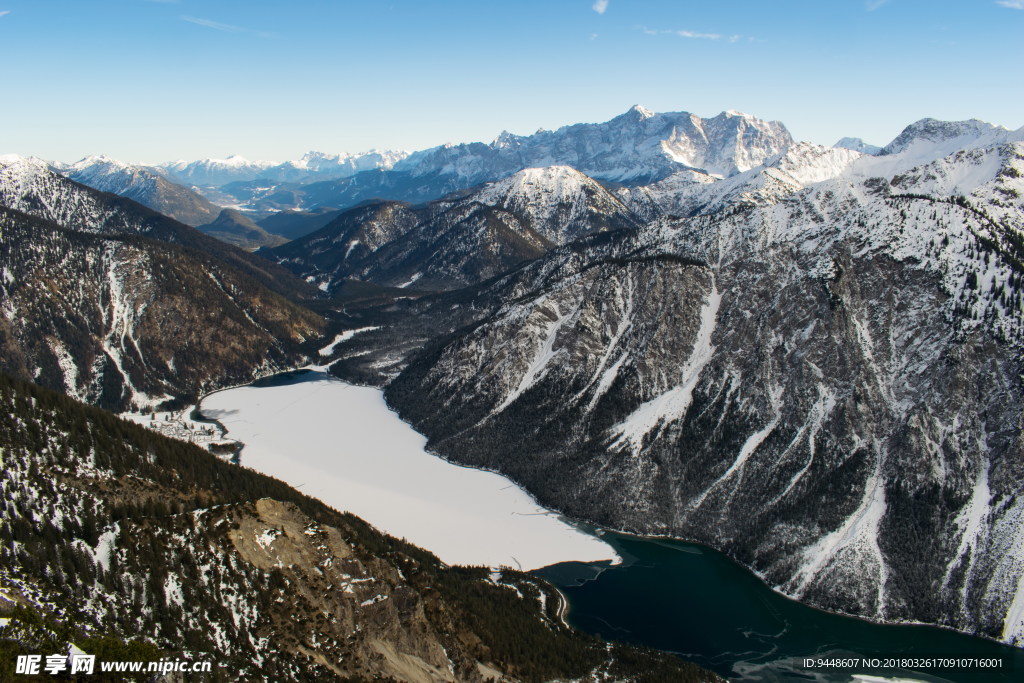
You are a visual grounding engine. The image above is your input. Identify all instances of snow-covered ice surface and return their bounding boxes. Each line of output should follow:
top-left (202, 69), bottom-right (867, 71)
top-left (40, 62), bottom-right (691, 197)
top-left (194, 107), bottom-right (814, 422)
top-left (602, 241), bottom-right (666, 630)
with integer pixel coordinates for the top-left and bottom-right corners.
top-left (200, 371), bottom-right (618, 570)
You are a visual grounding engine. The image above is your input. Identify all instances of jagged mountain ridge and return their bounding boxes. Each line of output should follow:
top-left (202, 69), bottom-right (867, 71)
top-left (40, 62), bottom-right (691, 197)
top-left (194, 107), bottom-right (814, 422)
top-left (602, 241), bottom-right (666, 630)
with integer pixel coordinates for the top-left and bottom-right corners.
top-left (208, 106), bottom-right (795, 213)
top-left (266, 165), bottom-right (642, 292)
top-left (66, 155), bottom-right (223, 227)
top-left (397, 106), bottom-right (792, 184)
top-left (615, 142), bottom-right (865, 221)
top-left (0, 373), bottom-right (717, 682)
top-left (379, 134), bottom-right (1024, 646)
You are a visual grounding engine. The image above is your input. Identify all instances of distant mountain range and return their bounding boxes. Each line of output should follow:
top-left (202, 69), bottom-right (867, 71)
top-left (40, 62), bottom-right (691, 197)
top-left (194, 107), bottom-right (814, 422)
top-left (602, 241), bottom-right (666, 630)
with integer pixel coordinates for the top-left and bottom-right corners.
top-left (159, 149), bottom-right (410, 187)
top-left (47, 107), bottom-right (796, 222)
top-left (199, 106), bottom-right (797, 214)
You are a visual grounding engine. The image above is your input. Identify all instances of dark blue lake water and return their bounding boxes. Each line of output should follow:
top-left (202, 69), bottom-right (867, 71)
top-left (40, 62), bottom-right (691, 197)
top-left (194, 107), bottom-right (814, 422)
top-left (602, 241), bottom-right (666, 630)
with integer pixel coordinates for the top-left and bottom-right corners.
top-left (535, 531), bottom-right (1023, 682)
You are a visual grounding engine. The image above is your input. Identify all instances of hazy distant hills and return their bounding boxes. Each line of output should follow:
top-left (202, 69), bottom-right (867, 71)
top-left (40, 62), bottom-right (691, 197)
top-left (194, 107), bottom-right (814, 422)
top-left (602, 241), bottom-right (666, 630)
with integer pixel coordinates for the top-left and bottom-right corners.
top-left (833, 136), bottom-right (882, 155)
top-left (159, 149), bottom-right (410, 187)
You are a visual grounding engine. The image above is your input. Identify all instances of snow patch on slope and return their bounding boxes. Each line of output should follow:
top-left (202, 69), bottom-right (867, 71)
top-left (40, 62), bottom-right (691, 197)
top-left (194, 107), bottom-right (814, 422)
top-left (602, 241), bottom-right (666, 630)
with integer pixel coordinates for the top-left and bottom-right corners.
top-left (608, 279), bottom-right (721, 454)
top-left (494, 300), bottom-right (576, 413)
top-left (318, 327), bottom-right (381, 357)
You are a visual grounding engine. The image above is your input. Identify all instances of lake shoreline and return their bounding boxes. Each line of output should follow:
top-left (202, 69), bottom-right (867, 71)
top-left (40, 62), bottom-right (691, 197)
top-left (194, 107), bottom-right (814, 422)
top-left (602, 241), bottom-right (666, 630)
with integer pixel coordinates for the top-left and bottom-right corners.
top-left (196, 368), bottom-right (619, 570)
top-left (535, 530), bottom-right (1024, 683)
top-left (187, 365), bottom-right (1021, 680)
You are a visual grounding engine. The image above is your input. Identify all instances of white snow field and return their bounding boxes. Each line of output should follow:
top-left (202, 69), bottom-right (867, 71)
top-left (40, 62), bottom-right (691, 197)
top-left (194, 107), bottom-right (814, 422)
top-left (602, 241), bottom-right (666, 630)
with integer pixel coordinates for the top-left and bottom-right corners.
top-left (200, 371), bottom-right (617, 570)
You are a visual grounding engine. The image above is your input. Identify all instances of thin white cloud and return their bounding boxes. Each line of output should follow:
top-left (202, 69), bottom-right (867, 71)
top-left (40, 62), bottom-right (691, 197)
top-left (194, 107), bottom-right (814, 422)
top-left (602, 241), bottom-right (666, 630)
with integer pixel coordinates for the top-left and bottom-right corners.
top-left (641, 27), bottom-right (744, 42)
top-left (181, 15), bottom-right (271, 38)
top-left (677, 30), bottom-right (722, 40)
top-left (592, 0), bottom-right (609, 15)
top-left (182, 15), bottom-right (245, 33)
top-left (0, 11), bottom-right (10, 17)
top-left (996, 0), bottom-right (1024, 8)
top-left (866, 0), bottom-right (890, 10)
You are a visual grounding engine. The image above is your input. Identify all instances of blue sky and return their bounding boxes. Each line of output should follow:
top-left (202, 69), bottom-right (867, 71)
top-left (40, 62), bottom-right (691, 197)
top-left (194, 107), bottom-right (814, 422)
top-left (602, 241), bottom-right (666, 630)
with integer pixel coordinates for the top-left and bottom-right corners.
top-left (1, 0), bottom-right (1021, 163)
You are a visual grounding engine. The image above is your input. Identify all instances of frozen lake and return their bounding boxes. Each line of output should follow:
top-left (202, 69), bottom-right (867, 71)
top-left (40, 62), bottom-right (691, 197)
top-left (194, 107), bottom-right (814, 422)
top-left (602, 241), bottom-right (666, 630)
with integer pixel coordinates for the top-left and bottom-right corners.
top-left (199, 371), bottom-right (617, 570)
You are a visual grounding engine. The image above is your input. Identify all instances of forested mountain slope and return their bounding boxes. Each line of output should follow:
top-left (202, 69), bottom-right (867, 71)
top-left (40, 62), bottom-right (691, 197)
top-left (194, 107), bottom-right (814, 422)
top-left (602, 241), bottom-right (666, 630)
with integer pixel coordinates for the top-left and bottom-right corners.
top-left (0, 373), bottom-right (719, 682)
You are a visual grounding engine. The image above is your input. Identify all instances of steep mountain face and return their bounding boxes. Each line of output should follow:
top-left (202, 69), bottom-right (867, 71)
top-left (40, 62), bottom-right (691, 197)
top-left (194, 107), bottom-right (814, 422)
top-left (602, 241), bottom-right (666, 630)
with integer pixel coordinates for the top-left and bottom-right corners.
top-left (0, 374), bottom-right (716, 682)
top-left (0, 155), bottom-right (325, 410)
top-left (66, 155), bottom-right (223, 227)
top-left (211, 107), bottom-right (794, 213)
top-left (384, 137), bottom-right (1024, 645)
top-left (0, 206), bottom-right (321, 411)
top-left (197, 208), bottom-right (288, 250)
top-left (266, 166), bottom-right (641, 292)
top-left (0, 155), bottom-right (318, 301)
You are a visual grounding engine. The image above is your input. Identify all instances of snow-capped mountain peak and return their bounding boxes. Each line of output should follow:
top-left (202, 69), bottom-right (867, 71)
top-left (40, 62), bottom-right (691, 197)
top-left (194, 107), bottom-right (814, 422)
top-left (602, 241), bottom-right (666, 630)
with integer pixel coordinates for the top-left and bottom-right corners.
top-left (764, 142), bottom-right (863, 186)
top-left (881, 117), bottom-right (1010, 156)
top-left (630, 104), bottom-right (655, 119)
top-left (68, 154), bottom-right (136, 174)
top-left (0, 154), bottom-right (61, 194)
top-left (220, 154), bottom-right (262, 166)
top-left (472, 165), bottom-right (608, 221)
